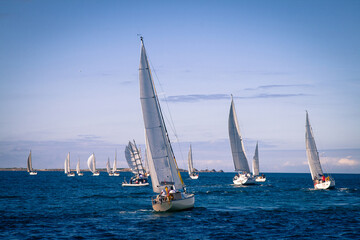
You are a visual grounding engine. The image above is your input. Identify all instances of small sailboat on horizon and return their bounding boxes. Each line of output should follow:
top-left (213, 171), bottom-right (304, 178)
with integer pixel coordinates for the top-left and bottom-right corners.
top-left (122, 140), bottom-right (149, 186)
top-left (87, 153), bottom-right (100, 176)
top-left (106, 158), bottom-right (114, 176)
top-left (139, 37), bottom-right (194, 211)
top-left (76, 158), bottom-right (83, 176)
top-left (252, 142), bottom-right (266, 182)
top-left (112, 150), bottom-right (120, 176)
top-left (229, 95), bottom-right (255, 185)
top-left (27, 150), bottom-right (37, 175)
top-left (188, 145), bottom-right (199, 179)
top-left (64, 152), bottom-right (75, 177)
top-left (305, 111), bottom-right (335, 190)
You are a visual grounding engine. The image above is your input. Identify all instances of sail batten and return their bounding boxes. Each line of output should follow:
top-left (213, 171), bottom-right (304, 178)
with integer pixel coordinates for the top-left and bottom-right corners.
top-left (305, 112), bottom-right (323, 180)
top-left (228, 97), bottom-right (250, 173)
top-left (139, 38), bottom-right (183, 193)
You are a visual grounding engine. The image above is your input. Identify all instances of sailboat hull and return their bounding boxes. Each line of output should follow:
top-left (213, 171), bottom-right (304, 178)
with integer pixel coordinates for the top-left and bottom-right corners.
top-left (233, 174), bottom-right (256, 185)
top-left (92, 172), bottom-right (100, 176)
top-left (29, 172), bottom-right (37, 175)
top-left (112, 173), bottom-right (120, 176)
top-left (314, 180), bottom-right (335, 190)
top-left (122, 182), bottom-right (149, 187)
top-left (255, 176), bottom-right (266, 182)
top-left (152, 194), bottom-right (195, 212)
top-left (77, 173), bottom-right (83, 176)
top-left (190, 175), bottom-right (199, 180)
top-left (67, 172), bottom-right (75, 177)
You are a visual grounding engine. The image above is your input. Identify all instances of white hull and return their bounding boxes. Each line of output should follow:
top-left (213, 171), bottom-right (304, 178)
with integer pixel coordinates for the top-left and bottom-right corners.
top-left (77, 173), bottom-right (83, 176)
top-left (112, 173), bottom-right (120, 176)
top-left (92, 172), bottom-right (100, 176)
top-left (108, 173), bottom-right (114, 176)
top-left (29, 171), bottom-right (37, 175)
top-left (233, 174), bottom-right (256, 185)
top-left (122, 182), bottom-right (150, 187)
top-left (190, 174), bottom-right (199, 179)
top-left (314, 180), bottom-right (335, 190)
top-left (255, 176), bottom-right (266, 182)
top-left (152, 193), bottom-right (195, 212)
top-left (67, 172), bottom-right (75, 177)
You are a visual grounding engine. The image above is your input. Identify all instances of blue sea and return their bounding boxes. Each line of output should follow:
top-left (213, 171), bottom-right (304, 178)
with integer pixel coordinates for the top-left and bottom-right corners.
top-left (0, 172), bottom-right (359, 239)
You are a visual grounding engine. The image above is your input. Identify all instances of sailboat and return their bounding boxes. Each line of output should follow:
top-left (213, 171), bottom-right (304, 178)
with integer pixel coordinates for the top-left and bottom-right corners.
top-left (122, 140), bottom-right (149, 186)
top-left (87, 153), bottom-right (100, 176)
top-left (106, 158), bottom-right (114, 176)
top-left (64, 152), bottom-right (75, 177)
top-left (305, 111), bottom-right (335, 189)
top-left (112, 150), bottom-right (120, 176)
top-left (76, 158), bottom-right (83, 176)
top-left (252, 142), bottom-right (266, 182)
top-left (229, 95), bottom-right (255, 185)
top-left (188, 145), bottom-right (199, 179)
top-left (27, 150), bottom-right (37, 175)
top-left (139, 37), bottom-right (194, 211)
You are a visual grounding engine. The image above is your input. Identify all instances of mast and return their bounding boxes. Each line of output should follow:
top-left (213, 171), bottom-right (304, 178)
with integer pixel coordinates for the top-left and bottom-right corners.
top-left (139, 37), bottom-right (183, 193)
top-left (305, 111), bottom-right (323, 180)
top-left (228, 96), bottom-right (250, 173)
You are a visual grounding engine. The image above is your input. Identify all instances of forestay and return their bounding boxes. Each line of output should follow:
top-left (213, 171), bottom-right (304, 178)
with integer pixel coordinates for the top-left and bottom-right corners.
top-left (305, 111), bottom-right (323, 180)
top-left (228, 97), bottom-right (250, 173)
top-left (139, 38), bottom-right (183, 193)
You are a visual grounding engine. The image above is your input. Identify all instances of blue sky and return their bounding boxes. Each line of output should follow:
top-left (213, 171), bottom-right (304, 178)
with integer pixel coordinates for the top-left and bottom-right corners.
top-left (0, 0), bottom-right (359, 173)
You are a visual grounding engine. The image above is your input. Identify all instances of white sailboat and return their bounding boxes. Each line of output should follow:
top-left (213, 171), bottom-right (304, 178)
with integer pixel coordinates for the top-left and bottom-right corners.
top-left (27, 150), bottom-right (37, 175)
top-left (188, 145), bottom-right (199, 179)
top-left (229, 96), bottom-right (255, 185)
top-left (139, 37), bottom-right (194, 211)
top-left (76, 158), bottom-right (83, 176)
top-left (252, 142), bottom-right (266, 182)
top-left (122, 140), bottom-right (149, 186)
top-left (87, 153), bottom-right (100, 176)
top-left (106, 158), bottom-right (114, 176)
top-left (64, 152), bottom-right (75, 177)
top-left (305, 111), bottom-right (335, 189)
top-left (112, 150), bottom-right (120, 176)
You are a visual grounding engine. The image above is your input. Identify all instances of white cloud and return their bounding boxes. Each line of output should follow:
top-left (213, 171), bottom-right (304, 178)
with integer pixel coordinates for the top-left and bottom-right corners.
top-left (337, 157), bottom-right (359, 166)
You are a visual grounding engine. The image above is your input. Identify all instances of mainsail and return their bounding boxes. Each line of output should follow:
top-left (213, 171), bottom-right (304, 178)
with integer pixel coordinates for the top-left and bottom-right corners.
top-left (228, 96), bottom-right (250, 173)
top-left (125, 141), bottom-right (146, 176)
top-left (87, 153), bottom-right (96, 174)
top-left (305, 111), bottom-right (323, 180)
top-left (64, 152), bottom-right (70, 174)
top-left (76, 159), bottom-right (81, 174)
top-left (188, 145), bottom-right (194, 175)
top-left (27, 151), bottom-right (33, 172)
top-left (252, 142), bottom-right (259, 176)
top-left (139, 37), bottom-right (183, 193)
top-left (112, 150), bottom-right (117, 173)
top-left (106, 158), bottom-right (111, 174)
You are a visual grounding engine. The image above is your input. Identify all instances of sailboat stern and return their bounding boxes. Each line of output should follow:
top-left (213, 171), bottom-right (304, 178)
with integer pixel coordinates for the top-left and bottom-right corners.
top-left (152, 193), bottom-right (195, 212)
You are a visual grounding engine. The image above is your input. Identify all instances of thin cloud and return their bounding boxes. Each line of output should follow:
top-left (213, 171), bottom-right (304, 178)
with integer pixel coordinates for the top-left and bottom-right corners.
top-left (245, 84), bottom-right (312, 91)
top-left (337, 157), bottom-right (359, 166)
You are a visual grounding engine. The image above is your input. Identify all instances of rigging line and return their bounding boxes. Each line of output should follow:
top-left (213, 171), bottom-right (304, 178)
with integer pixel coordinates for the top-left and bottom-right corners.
top-left (147, 54), bottom-right (186, 165)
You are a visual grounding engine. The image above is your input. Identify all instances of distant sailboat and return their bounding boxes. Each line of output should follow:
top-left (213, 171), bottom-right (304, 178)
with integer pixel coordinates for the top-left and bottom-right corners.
top-left (87, 153), bottom-right (100, 176)
top-left (64, 152), bottom-right (75, 177)
top-left (188, 145), bottom-right (199, 179)
top-left (122, 140), bottom-right (149, 186)
top-left (305, 111), bottom-right (335, 189)
top-left (229, 95), bottom-right (255, 185)
top-left (106, 158), bottom-right (113, 176)
top-left (27, 150), bottom-right (37, 175)
top-left (112, 150), bottom-right (120, 176)
top-left (76, 158), bottom-right (83, 176)
top-left (252, 142), bottom-right (266, 182)
top-left (139, 37), bottom-right (194, 211)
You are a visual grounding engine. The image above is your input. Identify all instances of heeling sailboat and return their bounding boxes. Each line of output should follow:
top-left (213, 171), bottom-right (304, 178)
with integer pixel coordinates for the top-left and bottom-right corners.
top-left (139, 37), bottom-right (194, 211)
top-left (188, 145), bottom-right (199, 179)
top-left (64, 152), bottom-right (75, 177)
top-left (27, 150), bottom-right (37, 175)
top-left (87, 153), bottom-right (100, 176)
top-left (122, 140), bottom-right (149, 187)
top-left (229, 95), bottom-right (255, 185)
top-left (112, 150), bottom-right (120, 176)
top-left (76, 158), bottom-right (83, 176)
top-left (252, 142), bottom-right (266, 182)
top-left (305, 111), bottom-right (335, 189)
top-left (106, 158), bottom-right (114, 176)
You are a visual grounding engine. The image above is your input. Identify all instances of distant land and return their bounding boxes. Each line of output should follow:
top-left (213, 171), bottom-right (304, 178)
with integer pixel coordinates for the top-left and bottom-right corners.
top-left (0, 168), bottom-right (224, 173)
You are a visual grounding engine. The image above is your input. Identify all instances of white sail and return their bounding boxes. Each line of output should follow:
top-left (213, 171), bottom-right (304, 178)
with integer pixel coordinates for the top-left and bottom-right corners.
top-left (252, 142), bottom-right (259, 176)
top-left (106, 158), bottom-right (111, 174)
top-left (188, 145), bottom-right (194, 175)
top-left (139, 38), bottom-right (183, 193)
top-left (87, 153), bottom-right (96, 174)
top-left (228, 96), bottom-right (250, 173)
top-left (112, 150), bottom-right (117, 173)
top-left (64, 152), bottom-right (70, 174)
top-left (125, 141), bottom-right (146, 176)
top-left (76, 159), bottom-right (80, 174)
top-left (27, 151), bottom-right (32, 172)
top-left (305, 111), bottom-right (324, 180)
